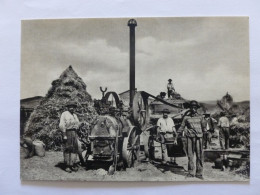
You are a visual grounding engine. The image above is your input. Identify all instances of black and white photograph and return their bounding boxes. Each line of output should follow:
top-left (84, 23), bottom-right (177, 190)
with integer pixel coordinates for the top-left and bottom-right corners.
top-left (20, 17), bottom-right (250, 181)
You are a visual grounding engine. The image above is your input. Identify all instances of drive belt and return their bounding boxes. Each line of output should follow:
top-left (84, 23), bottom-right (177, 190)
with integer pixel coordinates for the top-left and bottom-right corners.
top-left (140, 91), bottom-right (183, 109)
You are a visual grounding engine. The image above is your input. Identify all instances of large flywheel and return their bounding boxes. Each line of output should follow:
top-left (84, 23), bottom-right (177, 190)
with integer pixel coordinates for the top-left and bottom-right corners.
top-left (132, 91), bottom-right (150, 131)
top-left (122, 127), bottom-right (140, 168)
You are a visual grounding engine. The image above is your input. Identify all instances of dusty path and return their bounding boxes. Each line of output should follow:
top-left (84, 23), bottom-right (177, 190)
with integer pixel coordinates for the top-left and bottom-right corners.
top-left (20, 150), bottom-right (249, 182)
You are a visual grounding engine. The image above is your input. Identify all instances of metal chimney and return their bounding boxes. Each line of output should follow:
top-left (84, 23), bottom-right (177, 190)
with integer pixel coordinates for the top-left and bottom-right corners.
top-left (128, 19), bottom-right (137, 107)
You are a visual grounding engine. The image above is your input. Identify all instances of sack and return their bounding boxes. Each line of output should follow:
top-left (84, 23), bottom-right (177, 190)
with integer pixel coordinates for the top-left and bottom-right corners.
top-left (33, 140), bottom-right (46, 157)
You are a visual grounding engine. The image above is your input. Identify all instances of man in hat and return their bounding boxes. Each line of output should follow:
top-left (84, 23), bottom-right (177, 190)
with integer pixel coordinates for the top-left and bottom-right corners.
top-left (167, 79), bottom-right (175, 99)
top-left (203, 113), bottom-right (216, 149)
top-left (156, 92), bottom-right (166, 100)
top-left (157, 108), bottom-right (177, 164)
top-left (217, 112), bottom-right (230, 150)
top-left (59, 100), bottom-right (80, 173)
top-left (178, 100), bottom-right (206, 179)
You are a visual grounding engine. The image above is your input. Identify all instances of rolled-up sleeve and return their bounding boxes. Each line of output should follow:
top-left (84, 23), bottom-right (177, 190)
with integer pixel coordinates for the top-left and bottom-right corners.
top-left (157, 118), bottom-right (161, 127)
top-left (217, 118), bottom-right (221, 127)
top-left (59, 113), bottom-right (66, 133)
top-left (178, 116), bottom-right (186, 133)
top-left (74, 114), bottom-right (80, 128)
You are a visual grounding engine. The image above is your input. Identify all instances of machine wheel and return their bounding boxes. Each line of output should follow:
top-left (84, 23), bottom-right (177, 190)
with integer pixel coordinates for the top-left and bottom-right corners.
top-left (132, 91), bottom-right (150, 131)
top-left (142, 127), bottom-right (153, 159)
top-left (147, 135), bottom-right (155, 160)
top-left (104, 92), bottom-right (121, 108)
top-left (122, 127), bottom-right (140, 168)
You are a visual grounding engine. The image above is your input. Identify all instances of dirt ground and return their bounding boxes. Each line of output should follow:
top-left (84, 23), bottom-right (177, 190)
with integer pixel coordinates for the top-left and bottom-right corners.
top-left (20, 149), bottom-right (249, 182)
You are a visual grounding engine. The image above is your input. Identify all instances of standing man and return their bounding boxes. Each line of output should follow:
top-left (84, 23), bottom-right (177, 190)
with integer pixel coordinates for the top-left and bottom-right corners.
top-left (203, 113), bottom-right (216, 149)
top-left (217, 112), bottom-right (230, 150)
top-left (157, 109), bottom-right (177, 164)
top-left (167, 79), bottom-right (175, 98)
top-left (59, 101), bottom-right (80, 173)
top-left (178, 100), bottom-right (205, 179)
top-left (230, 113), bottom-right (238, 129)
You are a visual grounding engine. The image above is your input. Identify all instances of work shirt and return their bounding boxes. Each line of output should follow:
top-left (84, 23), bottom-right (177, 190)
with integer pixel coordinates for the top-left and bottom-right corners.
top-left (157, 117), bottom-right (176, 138)
top-left (178, 114), bottom-right (205, 138)
top-left (167, 83), bottom-right (175, 91)
top-left (157, 117), bottom-right (175, 132)
top-left (218, 116), bottom-right (230, 128)
top-left (59, 111), bottom-right (80, 133)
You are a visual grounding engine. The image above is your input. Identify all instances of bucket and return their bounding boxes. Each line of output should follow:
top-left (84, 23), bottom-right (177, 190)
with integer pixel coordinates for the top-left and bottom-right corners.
top-left (33, 140), bottom-right (46, 157)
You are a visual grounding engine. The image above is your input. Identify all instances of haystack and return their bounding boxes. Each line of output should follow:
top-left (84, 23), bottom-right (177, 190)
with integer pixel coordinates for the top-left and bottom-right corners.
top-left (24, 65), bottom-right (97, 150)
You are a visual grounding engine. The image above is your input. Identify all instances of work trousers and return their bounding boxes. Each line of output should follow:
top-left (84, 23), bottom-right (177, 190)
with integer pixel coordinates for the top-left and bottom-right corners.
top-left (186, 136), bottom-right (203, 176)
top-left (203, 131), bottom-right (212, 149)
top-left (159, 134), bottom-right (173, 162)
top-left (219, 127), bottom-right (230, 149)
top-left (167, 90), bottom-right (173, 98)
top-left (64, 130), bottom-right (78, 166)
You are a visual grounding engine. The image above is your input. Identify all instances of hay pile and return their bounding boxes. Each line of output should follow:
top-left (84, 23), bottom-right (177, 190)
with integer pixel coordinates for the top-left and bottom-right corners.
top-left (24, 65), bottom-right (97, 150)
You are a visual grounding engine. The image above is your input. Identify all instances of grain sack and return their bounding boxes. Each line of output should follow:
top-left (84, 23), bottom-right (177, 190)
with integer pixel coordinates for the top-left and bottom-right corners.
top-left (33, 140), bottom-right (46, 157)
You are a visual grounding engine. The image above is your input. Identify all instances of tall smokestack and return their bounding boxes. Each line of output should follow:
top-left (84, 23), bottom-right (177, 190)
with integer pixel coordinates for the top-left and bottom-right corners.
top-left (128, 19), bottom-right (137, 107)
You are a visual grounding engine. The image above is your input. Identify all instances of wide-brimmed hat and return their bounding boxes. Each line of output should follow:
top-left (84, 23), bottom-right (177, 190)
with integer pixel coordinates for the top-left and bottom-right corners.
top-left (66, 100), bottom-right (77, 107)
top-left (162, 108), bottom-right (170, 114)
top-left (168, 79), bottom-right (172, 82)
top-left (189, 100), bottom-right (200, 108)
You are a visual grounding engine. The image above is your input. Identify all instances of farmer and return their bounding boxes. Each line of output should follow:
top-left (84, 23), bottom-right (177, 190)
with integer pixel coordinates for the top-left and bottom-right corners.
top-left (203, 113), bottom-right (216, 149)
top-left (218, 112), bottom-right (230, 150)
top-left (157, 108), bottom-right (177, 164)
top-left (59, 100), bottom-right (80, 173)
top-left (177, 100), bottom-right (205, 179)
top-left (167, 79), bottom-right (175, 98)
top-left (156, 92), bottom-right (166, 100)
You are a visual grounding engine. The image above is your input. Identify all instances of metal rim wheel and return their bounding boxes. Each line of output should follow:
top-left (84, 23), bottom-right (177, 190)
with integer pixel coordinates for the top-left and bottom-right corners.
top-left (143, 127), bottom-right (153, 159)
top-left (122, 127), bottom-right (140, 168)
top-left (104, 92), bottom-right (120, 108)
top-left (132, 91), bottom-right (150, 131)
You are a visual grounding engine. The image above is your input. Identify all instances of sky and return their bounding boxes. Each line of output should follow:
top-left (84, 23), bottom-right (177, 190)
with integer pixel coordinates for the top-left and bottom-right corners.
top-left (21, 17), bottom-right (249, 102)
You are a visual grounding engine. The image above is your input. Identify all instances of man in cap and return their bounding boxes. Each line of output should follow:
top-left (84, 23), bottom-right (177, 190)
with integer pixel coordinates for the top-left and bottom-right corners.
top-left (178, 100), bottom-right (206, 179)
top-left (59, 100), bottom-right (80, 173)
top-left (217, 112), bottom-right (230, 150)
top-left (167, 79), bottom-right (175, 99)
top-left (203, 113), bottom-right (216, 149)
top-left (157, 108), bottom-right (177, 164)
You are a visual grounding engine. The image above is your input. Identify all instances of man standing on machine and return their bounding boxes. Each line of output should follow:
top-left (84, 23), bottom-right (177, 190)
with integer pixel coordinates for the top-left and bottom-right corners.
top-left (167, 79), bottom-right (175, 98)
